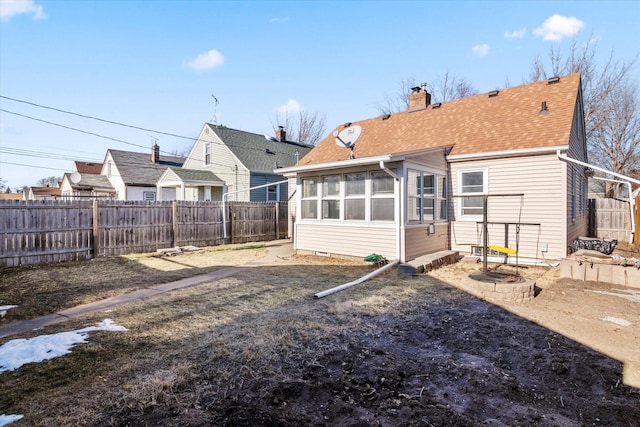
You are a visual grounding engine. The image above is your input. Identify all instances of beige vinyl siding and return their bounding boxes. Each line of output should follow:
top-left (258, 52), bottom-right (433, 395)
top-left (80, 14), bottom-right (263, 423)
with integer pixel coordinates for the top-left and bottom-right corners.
top-left (407, 151), bottom-right (448, 170)
top-left (295, 223), bottom-right (397, 260)
top-left (450, 153), bottom-right (566, 261)
top-left (183, 128), bottom-right (251, 201)
top-left (404, 223), bottom-right (449, 260)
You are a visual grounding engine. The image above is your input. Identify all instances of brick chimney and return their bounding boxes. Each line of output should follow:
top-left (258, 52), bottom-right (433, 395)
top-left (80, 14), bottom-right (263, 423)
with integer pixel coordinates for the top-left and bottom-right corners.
top-left (275, 126), bottom-right (286, 142)
top-left (151, 143), bottom-right (160, 163)
top-left (408, 83), bottom-right (431, 110)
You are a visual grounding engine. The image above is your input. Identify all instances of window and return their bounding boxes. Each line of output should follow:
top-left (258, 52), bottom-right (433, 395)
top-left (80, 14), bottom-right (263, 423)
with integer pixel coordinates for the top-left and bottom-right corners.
top-left (371, 171), bottom-right (395, 221)
top-left (322, 175), bottom-right (340, 219)
top-left (204, 143), bottom-right (211, 166)
top-left (143, 191), bottom-right (156, 201)
top-left (408, 170), bottom-right (445, 223)
top-left (438, 175), bottom-right (447, 220)
top-left (459, 170), bottom-right (486, 218)
top-left (345, 172), bottom-right (365, 220)
top-left (301, 178), bottom-right (318, 219)
top-left (107, 161), bottom-right (112, 178)
top-left (204, 187), bottom-right (212, 201)
top-left (267, 184), bottom-right (278, 201)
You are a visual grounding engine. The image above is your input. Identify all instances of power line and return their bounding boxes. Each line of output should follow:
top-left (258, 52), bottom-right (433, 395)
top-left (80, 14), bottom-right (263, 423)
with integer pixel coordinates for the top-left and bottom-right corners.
top-left (0, 96), bottom-right (305, 158)
top-left (0, 161), bottom-right (70, 172)
top-left (0, 146), bottom-right (102, 163)
top-left (1, 95), bottom-right (195, 141)
top-left (0, 109), bottom-right (150, 151)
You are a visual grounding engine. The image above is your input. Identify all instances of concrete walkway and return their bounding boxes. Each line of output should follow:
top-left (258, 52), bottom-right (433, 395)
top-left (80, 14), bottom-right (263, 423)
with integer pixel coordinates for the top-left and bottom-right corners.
top-left (0, 240), bottom-right (294, 340)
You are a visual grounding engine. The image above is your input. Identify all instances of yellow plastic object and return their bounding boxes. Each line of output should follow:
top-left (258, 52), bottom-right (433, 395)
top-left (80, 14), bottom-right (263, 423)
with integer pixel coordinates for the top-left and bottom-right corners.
top-left (489, 245), bottom-right (517, 256)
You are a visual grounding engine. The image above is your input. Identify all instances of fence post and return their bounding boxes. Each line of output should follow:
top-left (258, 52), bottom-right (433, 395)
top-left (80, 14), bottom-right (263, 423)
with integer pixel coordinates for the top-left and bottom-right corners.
top-left (92, 199), bottom-right (99, 258)
top-left (230, 202), bottom-right (235, 244)
top-left (275, 202), bottom-right (280, 240)
top-left (172, 200), bottom-right (178, 247)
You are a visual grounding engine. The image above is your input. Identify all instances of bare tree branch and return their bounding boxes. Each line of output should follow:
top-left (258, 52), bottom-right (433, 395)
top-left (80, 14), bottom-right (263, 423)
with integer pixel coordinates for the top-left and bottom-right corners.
top-left (272, 109), bottom-right (327, 146)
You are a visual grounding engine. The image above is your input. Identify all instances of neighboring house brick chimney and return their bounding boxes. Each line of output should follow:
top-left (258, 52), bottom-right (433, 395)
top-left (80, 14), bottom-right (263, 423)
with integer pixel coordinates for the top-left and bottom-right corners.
top-left (408, 83), bottom-right (431, 110)
top-left (152, 143), bottom-right (160, 163)
top-left (275, 126), bottom-right (286, 142)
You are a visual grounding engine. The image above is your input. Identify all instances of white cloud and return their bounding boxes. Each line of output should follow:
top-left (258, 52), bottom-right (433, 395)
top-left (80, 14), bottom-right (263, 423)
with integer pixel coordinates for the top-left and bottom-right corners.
top-left (269, 17), bottom-right (289, 24)
top-left (184, 49), bottom-right (224, 72)
top-left (0, 0), bottom-right (47, 22)
top-left (504, 28), bottom-right (526, 39)
top-left (472, 44), bottom-right (489, 57)
top-left (533, 14), bottom-right (585, 41)
top-left (276, 99), bottom-right (303, 115)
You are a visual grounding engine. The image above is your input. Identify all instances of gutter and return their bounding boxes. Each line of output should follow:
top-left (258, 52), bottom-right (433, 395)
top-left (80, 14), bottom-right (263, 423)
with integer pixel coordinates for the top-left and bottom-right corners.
top-left (557, 150), bottom-right (640, 243)
top-left (447, 145), bottom-right (569, 162)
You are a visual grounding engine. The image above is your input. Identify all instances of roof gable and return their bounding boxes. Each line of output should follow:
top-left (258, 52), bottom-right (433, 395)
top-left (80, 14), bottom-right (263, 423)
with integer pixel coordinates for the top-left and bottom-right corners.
top-left (300, 73), bottom-right (582, 166)
top-left (107, 149), bottom-right (184, 186)
top-left (207, 125), bottom-right (313, 171)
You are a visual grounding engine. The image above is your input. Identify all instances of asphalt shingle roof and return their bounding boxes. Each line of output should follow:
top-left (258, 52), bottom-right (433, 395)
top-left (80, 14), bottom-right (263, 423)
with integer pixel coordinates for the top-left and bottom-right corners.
top-left (74, 161), bottom-right (103, 174)
top-left (206, 125), bottom-right (313, 172)
top-left (299, 73), bottom-right (581, 166)
top-left (109, 149), bottom-right (184, 186)
top-left (168, 167), bottom-right (224, 183)
top-left (70, 173), bottom-right (114, 191)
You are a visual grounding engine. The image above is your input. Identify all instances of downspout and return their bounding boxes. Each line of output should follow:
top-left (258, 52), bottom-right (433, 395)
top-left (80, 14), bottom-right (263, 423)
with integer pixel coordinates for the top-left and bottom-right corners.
top-left (557, 150), bottom-right (640, 243)
top-left (593, 176), bottom-right (635, 243)
top-left (380, 160), bottom-right (402, 262)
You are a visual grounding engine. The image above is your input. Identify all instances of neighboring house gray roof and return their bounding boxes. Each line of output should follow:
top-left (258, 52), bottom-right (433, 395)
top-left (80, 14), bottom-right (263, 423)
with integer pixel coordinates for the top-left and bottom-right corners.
top-left (68, 173), bottom-right (115, 191)
top-left (168, 167), bottom-right (224, 183)
top-left (207, 125), bottom-right (313, 172)
top-left (109, 149), bottom-right (184, 186)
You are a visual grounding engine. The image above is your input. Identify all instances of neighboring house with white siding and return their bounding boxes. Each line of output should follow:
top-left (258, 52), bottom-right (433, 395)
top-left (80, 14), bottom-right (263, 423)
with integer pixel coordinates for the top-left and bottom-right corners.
top-left (158, 124), bottom-right (312, 202)
top-left (104, 145), bottom-right (184, 201)
top-left (277, 73), bottom-right (588, 264)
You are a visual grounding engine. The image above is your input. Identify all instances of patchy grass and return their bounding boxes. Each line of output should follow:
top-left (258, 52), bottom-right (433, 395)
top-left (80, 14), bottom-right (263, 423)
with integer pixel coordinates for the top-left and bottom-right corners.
top-left (0, 242), bottom-right (265, 323)
top-left (1, 249), bottom-right (639, 426)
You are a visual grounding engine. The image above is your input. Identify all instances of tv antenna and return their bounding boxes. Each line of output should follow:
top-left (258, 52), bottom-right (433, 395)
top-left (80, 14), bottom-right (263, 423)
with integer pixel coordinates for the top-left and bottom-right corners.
top-left (211, 94), bottom-right (219, 125)
top-left (333, 125), bottom-right (361, 159)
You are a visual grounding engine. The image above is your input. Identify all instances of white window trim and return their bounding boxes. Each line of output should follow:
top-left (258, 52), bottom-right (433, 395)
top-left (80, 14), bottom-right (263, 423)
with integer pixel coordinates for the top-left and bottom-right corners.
top-left (300, 177), bottom-right (319, 220)
top-left (344, 172), bottom-right (367, 221)
top-left (321, 175), bottom-right (341, 220)
top-left (204, 142), bottom-right (211, 166)
top-left (267, 183), bottom-right (279, 202)
top-left (407, 169), bottom-right (447, 224)
top-left (458, 168), bottom-right (488, 222)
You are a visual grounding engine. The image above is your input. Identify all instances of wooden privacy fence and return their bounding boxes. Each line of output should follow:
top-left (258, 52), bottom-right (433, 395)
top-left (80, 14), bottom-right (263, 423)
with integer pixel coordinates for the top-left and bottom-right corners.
top-left (0, 200), bottom-right (287, 267)
top-left (588, 198), bottom-right (632, 243)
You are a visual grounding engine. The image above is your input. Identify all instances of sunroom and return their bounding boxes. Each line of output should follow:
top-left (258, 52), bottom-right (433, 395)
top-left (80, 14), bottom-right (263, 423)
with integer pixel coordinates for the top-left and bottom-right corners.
top-left (279, 149), bottom-right (450, 263)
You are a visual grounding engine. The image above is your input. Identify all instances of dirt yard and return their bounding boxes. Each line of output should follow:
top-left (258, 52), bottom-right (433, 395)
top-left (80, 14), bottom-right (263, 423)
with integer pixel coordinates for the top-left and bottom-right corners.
top-left (0, 244), bottom-right (639, 426)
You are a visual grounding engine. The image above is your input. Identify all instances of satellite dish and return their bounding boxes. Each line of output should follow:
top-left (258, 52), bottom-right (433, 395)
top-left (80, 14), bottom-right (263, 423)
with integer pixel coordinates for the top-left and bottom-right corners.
top-left (334, 125), bottom-right (362, 148)
top-left (70, 172), bottom-right (81, 184)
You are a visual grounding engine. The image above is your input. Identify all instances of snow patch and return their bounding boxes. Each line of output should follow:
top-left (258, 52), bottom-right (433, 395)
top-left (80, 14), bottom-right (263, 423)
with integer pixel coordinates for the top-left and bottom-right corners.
top-left (0, 305), bottom-right (18, 318)
top-left (0, 319), bottom-right (127, 373)
top-left (0, 414), bottom-right (24, 426)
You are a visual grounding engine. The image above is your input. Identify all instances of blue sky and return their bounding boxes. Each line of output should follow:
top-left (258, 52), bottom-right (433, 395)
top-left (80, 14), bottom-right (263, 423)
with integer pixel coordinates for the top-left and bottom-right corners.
top-left (1, 0), bottom-right (638, 190)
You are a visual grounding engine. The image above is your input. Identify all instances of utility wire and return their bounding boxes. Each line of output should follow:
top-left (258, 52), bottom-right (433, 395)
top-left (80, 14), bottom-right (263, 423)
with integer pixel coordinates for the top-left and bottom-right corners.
top-left (0, 161), bottom-right (70, 172)
top-left (0, 147), bottom-right (102, 163)
top-left (0, 110), bottom-right (247, 171)
top-left (0, 96), bottom-right (305, 158)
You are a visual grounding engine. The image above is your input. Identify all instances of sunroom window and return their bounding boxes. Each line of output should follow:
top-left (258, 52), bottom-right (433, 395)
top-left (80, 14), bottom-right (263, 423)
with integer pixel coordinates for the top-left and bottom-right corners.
top-left (345, 172), bottom-right (365, 220)
top-left (301, 177), bottom-right (318, 219)
top-left (371, 171), bottom-right (395, 221)
top-left (322, 175), bottom-right (340, 219)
